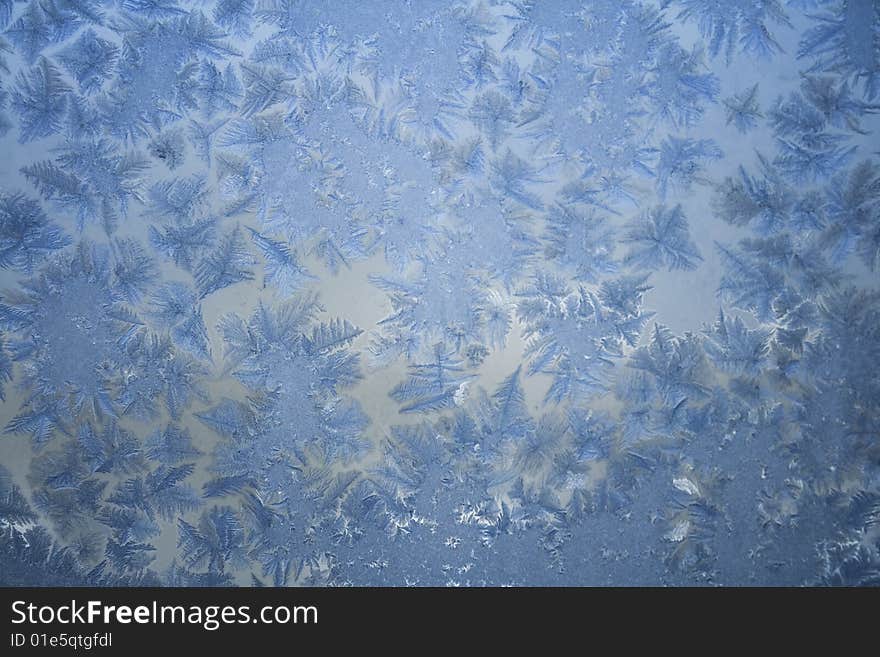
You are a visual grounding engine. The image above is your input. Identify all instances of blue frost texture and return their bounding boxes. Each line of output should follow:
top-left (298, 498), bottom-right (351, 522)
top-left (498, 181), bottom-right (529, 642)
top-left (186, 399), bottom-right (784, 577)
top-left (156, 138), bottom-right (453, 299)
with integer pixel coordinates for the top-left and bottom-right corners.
top-left (0, 0), bottom-right (878, 588)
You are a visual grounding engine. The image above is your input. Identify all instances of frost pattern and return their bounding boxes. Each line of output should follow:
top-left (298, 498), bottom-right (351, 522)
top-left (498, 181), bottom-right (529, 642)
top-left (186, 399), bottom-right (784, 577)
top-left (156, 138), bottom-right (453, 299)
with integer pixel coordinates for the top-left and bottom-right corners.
top-left (0, 0), bottom-right (878, 587)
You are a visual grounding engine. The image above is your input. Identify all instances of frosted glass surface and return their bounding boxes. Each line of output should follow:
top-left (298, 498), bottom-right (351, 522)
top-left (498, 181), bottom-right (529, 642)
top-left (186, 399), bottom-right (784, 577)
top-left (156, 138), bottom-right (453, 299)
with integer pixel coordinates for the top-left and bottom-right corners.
top-left (0, 0), bottom-right (878, 586)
